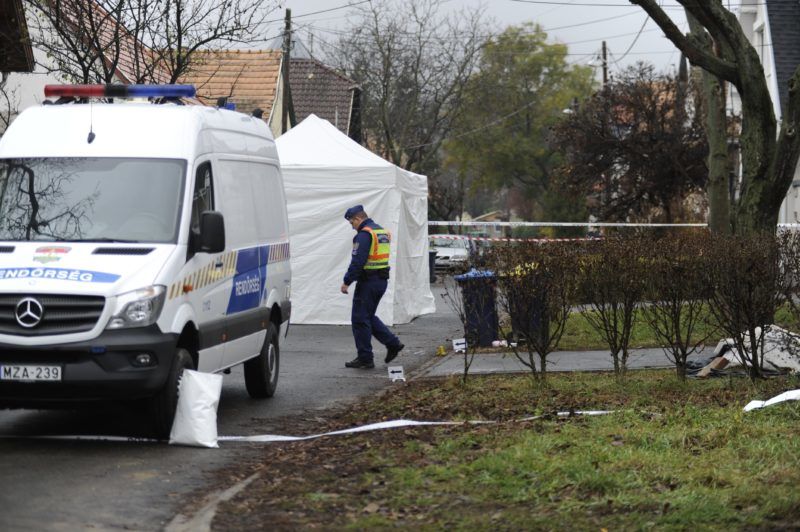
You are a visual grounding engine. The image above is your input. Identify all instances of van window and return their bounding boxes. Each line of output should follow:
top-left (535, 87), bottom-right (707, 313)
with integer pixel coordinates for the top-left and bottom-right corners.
top-left (216, 160), bottom-right (287, 248)
top-left (0, 158), bottom-right (185, 242)
top-left (251, 163), bottom-right (288, 242)
top-left (191, 162), bottom-right (214, 234)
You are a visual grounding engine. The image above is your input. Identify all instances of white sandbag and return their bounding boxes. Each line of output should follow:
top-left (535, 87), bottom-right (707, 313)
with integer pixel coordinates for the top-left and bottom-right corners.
top-left (169, 369), bottom-right (223, 448)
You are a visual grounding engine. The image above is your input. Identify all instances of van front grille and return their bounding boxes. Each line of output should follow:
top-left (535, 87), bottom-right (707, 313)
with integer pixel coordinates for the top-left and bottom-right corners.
top-left (0, 294), bottom-right (105, 336)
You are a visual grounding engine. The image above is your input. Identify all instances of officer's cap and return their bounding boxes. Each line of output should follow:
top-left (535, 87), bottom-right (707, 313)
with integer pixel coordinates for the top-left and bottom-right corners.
top-left (344, 205), bottom-right (366, 220)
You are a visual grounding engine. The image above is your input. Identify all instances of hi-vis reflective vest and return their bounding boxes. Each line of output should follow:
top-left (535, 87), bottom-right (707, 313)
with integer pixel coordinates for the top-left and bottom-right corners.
top-left (362, 226), bottom-right (391, 270)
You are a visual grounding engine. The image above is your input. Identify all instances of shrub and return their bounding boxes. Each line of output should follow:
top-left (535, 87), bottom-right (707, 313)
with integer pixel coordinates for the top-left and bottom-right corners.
top-left (639, 230), bottom-right (717, 380)
top-left (488, 241), bottom-right (580, 382)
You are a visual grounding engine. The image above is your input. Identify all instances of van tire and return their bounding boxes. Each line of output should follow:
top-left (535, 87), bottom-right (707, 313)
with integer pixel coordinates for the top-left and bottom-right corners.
top-left (151, 347), bottom-right (195, 439)
top-left (244, 322), bottom-right (279, 398)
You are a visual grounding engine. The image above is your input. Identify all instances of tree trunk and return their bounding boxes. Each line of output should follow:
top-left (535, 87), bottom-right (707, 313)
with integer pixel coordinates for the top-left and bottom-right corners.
top-left (706, 9), bottom-right (776, 234)
top-left (687, 11), bottom-right (732, 234)
top-left (704, 75), bottom-right (732, 234)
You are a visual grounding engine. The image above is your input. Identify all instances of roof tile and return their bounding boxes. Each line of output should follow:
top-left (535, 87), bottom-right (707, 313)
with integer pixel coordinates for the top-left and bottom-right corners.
top-left (289, 58), bottom-right (358, 135)
top-left (180, 50), bottom-right (282, 116)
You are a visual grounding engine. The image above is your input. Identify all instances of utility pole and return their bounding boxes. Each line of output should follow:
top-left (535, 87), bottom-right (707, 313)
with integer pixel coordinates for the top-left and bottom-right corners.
top-left (601, 40), bottom-right (608, 86)
top-left (281, 9), bottom-right (292, 134)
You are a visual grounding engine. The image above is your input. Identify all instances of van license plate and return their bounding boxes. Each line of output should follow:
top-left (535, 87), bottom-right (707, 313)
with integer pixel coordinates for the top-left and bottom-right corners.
top-left (1, 365), bottom-right (62, 381)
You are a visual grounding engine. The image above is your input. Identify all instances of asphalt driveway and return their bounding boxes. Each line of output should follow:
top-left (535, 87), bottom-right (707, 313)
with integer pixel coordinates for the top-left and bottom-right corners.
top-left (0, 284), bottom-right (459, 531)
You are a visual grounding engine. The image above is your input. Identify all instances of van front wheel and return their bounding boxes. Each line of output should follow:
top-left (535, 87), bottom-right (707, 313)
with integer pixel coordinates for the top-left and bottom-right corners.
top-left (151, 347), bottom-right (195, 439)
top-left (244, 322), bottom-right (280, 398)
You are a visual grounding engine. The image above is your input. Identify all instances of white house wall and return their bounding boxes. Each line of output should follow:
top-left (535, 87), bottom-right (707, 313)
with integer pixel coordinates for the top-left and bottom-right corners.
top-left (737, 1), bottom-right (798, 224)
top-left (3, 48), bottom-right (64, 125)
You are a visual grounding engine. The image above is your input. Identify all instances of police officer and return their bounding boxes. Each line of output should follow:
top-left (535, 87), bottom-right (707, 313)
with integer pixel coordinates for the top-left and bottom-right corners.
top-left (340, 205), bottom-right (404, 369)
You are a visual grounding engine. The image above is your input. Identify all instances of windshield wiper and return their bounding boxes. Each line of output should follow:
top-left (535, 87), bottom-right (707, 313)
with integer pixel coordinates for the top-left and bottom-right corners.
top-left (69, 238), bottom-right (142, 243)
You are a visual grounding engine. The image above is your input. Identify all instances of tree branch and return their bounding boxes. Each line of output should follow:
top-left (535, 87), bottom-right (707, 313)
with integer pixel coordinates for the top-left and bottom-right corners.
top-left (630, 0), bottom-right (739, 83)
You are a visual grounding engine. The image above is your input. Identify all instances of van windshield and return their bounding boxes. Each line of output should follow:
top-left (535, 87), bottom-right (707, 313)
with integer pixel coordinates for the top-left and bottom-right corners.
top-left (0, 158), bottom-right (185, 243)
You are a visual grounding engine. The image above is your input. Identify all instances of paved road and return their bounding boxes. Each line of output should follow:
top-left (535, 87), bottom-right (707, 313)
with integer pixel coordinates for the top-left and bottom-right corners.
top-left (0, 284), bottom-right (461, 531)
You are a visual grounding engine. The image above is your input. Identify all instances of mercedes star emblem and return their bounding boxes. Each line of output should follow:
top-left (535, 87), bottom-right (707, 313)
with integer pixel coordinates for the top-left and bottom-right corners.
top-left (15, 297), bottom-right (44, 328)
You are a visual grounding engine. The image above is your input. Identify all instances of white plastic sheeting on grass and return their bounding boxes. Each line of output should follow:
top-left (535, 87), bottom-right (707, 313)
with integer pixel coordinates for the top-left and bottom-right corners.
top-left (715, 326), bottom-right (800, 372)
top-left (218, 411), bottom-right (616, 443)
top-left (743, 389), bottom-right (800, 412)
top-left (1, 411), bottom-right (617, 445)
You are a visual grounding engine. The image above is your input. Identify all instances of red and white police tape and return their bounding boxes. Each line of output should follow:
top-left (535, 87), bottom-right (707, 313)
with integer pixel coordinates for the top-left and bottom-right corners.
top-left (428, 221), bottom-right (800, 228)
top-left (429, 234), bottom-right (596, 243)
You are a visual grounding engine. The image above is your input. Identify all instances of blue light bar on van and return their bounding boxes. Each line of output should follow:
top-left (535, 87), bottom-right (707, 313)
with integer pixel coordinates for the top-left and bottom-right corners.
top-left (44, 84), bottom-right (196, 99)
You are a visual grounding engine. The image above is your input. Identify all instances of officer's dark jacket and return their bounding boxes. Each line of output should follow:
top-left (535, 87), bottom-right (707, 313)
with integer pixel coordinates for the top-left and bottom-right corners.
top-left (343, 218), bottom-right (390, 285)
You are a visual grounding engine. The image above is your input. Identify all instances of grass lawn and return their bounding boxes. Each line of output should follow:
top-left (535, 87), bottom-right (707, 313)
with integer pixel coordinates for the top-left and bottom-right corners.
top-left (555, 304), bottom-right (800, 351)
top-left (213, 371), bottom-right (800, 530)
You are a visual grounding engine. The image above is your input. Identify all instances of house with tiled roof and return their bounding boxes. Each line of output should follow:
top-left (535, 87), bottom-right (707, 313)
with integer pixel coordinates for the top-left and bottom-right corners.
top-left (738, 0), bottom-right (800, 224)
top-left (179, 50), bottom-right (288, 138)
top-left (289, 57), bottom-right (361, 142)
top-left (0, 0), bottom-right (169, 134)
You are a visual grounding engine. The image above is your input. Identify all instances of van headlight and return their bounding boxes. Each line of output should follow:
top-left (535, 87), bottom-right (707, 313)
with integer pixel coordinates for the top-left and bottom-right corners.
top-left (106, 286), bottom-right (166, 329)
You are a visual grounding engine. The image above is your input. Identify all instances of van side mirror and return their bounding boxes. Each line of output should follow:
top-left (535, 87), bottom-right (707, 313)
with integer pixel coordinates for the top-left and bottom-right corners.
top-left (199, 211), bottom-right (225, 253)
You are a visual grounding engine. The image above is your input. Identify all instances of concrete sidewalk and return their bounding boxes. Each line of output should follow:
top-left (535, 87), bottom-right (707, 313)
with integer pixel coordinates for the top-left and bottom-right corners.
top-left (419, 346), bottom-right (715, 377)
top-left (416, 279), bottom-right (717, 378)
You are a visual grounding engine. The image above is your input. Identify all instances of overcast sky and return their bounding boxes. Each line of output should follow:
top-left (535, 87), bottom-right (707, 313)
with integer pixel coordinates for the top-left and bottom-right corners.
top-left (268, 0), bottom-right (707, 79)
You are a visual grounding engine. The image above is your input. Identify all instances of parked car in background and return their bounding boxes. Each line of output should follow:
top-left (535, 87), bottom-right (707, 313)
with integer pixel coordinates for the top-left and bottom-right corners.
top-left (430, 237), bottom-right (470, 272)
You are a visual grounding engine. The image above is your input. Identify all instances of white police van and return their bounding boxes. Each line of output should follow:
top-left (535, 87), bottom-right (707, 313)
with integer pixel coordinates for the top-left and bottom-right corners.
top-left (0, 85), bottom-right (291, 437)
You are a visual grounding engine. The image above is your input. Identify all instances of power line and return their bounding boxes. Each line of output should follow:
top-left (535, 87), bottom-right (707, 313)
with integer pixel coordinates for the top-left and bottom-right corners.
top-left (546, 10), bottom-right (641, 31)
top-left (404, 98), bottom-right (545, 150)
top-left (534, 0), bottom-right (577, 17)
top-left (305, 24), bottom-right (678, 57)
top-left (307, 9), bottom-right (644, 42)
top-left (292, 0), bottom-right (371, 19)
top-left (611, 14), bottom-right (649, 65)
top-left (509, 0), bottom-right (768, 7)
top-left (265, 1), bottom-right (370, 24)
top-left (510, 0), bottom-right (684, 7)
top-left (565, 27), bottom-right (661, 46)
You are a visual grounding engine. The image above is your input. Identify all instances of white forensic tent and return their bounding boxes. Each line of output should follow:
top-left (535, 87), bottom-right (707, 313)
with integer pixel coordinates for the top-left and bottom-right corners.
top-left (276, 114), bottom-right (436, 325)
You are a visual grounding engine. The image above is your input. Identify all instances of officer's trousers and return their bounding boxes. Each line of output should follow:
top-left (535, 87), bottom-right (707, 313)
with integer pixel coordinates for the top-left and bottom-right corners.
top-left (351, 277), bottom-right (400, 362)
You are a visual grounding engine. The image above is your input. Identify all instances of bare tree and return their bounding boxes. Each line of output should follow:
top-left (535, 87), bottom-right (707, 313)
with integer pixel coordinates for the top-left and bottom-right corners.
top-left (578, 236), bottom-right (648, 378)
top-left (0, 73), bottom-right (20, 135)
top-left (705, 231), bottom-right (784, 382)
top-left (330, 0), bottom-right (486, 211)
top-left (640, 230), bottom-right (717, 380)
top-left (551, 63), bottom-right (708, 224)
top-left (489, 242), bottom-right (579, 383)
top-left (428, 167), bottom-right (467, 222)
top-left (21, 0), bottom-right (279, 84)
top-left (630, 0), bottom-right (800, 234)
